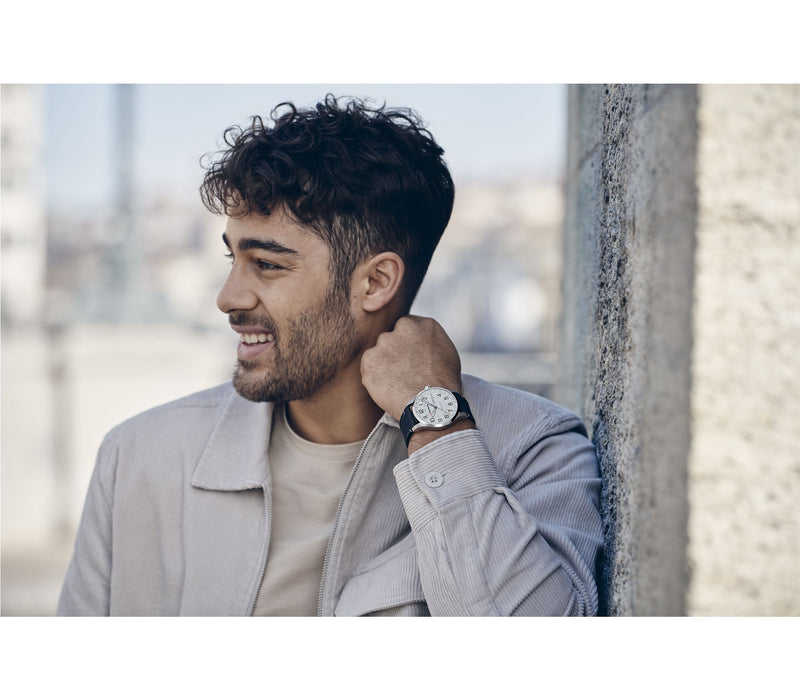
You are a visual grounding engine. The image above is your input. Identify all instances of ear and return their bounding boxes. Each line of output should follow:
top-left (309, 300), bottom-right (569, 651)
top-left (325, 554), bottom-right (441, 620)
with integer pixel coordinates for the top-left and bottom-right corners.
top-left (356, 252), bottom-right (405, 313)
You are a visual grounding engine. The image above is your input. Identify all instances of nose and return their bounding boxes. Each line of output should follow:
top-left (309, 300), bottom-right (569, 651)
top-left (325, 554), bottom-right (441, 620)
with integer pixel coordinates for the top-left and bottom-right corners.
top-left (216, 267), bottom-right (258, 314)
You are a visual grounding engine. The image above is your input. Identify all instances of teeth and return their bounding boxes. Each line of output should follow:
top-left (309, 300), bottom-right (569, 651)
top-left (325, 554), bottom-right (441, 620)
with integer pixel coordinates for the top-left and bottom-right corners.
top-left (239, 332), bottom-right (274, 345)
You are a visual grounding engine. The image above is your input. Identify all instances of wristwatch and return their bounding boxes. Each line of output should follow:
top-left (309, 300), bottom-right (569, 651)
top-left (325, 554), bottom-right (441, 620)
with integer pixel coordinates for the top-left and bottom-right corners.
top-left (399, 386), bottom-right (475, 447)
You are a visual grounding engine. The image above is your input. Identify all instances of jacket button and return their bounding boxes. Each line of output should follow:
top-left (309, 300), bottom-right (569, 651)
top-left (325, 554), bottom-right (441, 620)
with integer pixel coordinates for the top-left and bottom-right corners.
top-left (424, 471), bottom-right (444, 488)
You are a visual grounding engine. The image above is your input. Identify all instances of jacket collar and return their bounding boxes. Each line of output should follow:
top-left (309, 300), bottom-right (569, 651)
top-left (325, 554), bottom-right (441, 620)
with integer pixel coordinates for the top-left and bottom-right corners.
top-left (191, 388), bottom-right (274, 491)
top-left (190, 385), bottom-right (401, 492)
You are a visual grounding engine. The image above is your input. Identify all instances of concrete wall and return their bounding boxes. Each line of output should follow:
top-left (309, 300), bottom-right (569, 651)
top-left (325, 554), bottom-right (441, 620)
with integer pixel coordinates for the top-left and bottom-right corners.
top-left (688, 85), bottom-right (800, 615)
top-left (559, 85), bottom-right (697, 615)
top-left (560, 84), bottom-right (800, 616)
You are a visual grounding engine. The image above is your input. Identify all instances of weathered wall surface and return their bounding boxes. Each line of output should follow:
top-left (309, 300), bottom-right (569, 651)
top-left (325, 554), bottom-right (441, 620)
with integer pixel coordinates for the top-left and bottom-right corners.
top-left (559, 84), bottom-right (697, 615)
top-left (688, 85), bottom-right (800, 615)
top-left (560, 83), bottom-right (800, 616)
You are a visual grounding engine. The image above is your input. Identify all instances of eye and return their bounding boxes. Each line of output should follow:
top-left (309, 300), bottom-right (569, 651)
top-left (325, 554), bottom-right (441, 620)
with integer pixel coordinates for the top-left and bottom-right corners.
top-left (257, 260), bottom-right (282, 272)
top-left (224, 251), bottom-right (234, 263)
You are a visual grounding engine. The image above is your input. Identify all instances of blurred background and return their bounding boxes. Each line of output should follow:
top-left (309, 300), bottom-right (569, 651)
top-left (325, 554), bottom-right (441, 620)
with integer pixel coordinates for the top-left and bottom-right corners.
top-left (1, 84), bottom-right (568, 614)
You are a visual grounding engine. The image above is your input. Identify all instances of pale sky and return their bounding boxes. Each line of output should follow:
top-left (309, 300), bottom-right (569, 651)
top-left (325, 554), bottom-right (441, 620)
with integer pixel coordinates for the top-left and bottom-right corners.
top-left (44, 84), bottom-right (567, 215)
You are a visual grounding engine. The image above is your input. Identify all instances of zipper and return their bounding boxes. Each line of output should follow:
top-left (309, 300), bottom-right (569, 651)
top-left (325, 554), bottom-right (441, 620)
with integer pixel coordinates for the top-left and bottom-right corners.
top-left (361, 599), bottom-right (427, 616)
top-left (248, 484), bottom-right (273, 616)
top-left (317, 420), bottom-right (384, 616)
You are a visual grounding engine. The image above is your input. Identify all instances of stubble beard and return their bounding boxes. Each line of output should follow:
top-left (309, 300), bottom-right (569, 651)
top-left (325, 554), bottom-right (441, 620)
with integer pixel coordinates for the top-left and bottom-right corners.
top-left (231, 288), bottom-right (363, 404)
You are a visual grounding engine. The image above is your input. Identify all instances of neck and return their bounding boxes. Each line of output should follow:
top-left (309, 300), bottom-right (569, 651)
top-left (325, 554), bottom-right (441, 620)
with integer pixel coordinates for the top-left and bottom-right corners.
top-left (285, 357), bottom-right (384, 444)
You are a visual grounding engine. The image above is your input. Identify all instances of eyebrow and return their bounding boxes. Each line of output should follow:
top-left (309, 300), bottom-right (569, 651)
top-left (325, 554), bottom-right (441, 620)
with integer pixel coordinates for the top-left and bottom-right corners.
top-left (222, 232), bottom-right (301, 258)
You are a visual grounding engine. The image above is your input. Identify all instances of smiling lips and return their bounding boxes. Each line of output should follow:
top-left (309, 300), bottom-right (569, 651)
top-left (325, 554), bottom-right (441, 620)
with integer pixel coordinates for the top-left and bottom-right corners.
top-left (239, 332), bottom-right (274, 345)
top-left (232, 327), bottom-right (276, 361)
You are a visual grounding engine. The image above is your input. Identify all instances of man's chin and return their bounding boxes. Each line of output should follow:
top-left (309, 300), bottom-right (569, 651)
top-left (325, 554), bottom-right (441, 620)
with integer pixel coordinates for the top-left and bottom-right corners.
top-left (232, 365), bottom-right (313, 404)
top-left (232, 365), bottom-right (337, 404)
top-left (232, 367), bottom-right (281, 403)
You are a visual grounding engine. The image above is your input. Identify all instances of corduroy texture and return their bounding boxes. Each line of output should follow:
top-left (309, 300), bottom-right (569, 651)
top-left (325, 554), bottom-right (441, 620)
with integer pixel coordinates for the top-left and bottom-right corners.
top-left (58, 375), bottom-right (603, 616)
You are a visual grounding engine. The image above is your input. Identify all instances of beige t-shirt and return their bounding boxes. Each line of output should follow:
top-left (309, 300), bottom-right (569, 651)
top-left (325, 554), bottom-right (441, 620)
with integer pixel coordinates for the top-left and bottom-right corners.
top-left (253, 405), bottom-right (363, 616)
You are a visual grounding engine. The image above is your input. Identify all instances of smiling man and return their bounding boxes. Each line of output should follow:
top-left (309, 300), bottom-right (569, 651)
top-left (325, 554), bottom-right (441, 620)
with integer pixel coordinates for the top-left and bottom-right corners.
top-left (58, 95), bottom-right (603, 616)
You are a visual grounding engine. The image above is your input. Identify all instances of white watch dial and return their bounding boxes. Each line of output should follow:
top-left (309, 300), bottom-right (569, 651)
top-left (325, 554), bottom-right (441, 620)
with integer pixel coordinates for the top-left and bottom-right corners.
top-left (412, 387), bottom-right (458, 427)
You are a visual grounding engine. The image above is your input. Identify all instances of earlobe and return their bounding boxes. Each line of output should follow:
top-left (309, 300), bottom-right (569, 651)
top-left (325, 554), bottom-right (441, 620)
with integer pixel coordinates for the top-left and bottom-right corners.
top-left (361, 252), bottom-right (404, 313)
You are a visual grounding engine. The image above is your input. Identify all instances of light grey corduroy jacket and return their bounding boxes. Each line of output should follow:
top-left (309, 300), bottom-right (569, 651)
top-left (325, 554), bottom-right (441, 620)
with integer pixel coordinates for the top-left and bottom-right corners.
top-left (57, 374), bottom-right (603, 616)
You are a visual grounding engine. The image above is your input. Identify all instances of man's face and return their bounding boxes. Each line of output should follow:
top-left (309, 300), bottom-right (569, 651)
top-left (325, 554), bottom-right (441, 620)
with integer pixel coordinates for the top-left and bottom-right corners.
top-left (217, 208), bottom-right (363, 403)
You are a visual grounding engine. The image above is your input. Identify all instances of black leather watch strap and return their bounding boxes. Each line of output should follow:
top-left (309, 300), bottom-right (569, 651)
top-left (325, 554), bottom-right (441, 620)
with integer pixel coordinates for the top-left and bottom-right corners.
top-left (399, 404), bottom-right (418, 447)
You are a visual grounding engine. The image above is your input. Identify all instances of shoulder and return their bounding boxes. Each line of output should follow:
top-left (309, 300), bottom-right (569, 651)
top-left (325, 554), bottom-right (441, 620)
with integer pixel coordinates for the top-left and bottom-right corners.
top-left (93, 382), bottom-right (265, 489)
top-left (460, 373), bottom-right (590, 451)
top-left (462, 374), bottom-right (586, 432)
top-left (105, 382), bottom-right (239, 447)
top-left (459, 374), bottom-right (598, 484)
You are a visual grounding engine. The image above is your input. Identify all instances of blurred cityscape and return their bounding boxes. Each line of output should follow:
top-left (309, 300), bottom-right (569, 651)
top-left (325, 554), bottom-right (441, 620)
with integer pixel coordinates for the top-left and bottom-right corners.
top-left (1, 85), bottom-right (565, 614)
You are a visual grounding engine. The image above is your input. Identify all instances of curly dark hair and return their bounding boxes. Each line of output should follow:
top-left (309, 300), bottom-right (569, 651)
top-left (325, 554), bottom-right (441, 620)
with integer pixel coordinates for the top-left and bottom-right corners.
top-left (200, 94), bottom-right (455, 312)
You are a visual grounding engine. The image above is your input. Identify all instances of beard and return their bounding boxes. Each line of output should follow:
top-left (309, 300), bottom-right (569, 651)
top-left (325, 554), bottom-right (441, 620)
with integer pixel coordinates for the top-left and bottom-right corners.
top-left (230, 287), bottom-right (363, 404)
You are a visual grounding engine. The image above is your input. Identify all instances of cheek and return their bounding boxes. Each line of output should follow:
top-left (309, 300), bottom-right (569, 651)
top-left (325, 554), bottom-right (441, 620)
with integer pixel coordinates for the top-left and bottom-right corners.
top-left (257, 286), bottom-right (299, 319)
top-left (284, 280), bottom-right (332, 314)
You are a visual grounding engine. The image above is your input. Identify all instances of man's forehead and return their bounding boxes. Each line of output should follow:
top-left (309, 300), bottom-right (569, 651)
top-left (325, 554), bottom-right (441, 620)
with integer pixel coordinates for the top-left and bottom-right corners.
top-left (225, 209), bottom-right (307, 240)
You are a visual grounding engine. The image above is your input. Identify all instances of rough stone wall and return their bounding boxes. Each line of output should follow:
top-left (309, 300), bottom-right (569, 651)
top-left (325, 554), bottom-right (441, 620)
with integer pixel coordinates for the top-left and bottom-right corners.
top-left (688, 85), bottom-right (800, 615)
top-left (558, 85), bottom-right (697, 615)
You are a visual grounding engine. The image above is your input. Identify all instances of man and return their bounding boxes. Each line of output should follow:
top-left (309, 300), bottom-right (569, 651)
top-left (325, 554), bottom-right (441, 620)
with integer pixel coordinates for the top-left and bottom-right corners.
top-left (58, 95), bottom-right (603, 616)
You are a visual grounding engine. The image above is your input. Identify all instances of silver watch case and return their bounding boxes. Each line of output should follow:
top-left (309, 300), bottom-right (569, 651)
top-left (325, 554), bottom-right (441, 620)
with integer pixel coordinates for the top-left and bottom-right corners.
top-left (408, 386), bottom-right (464, 433)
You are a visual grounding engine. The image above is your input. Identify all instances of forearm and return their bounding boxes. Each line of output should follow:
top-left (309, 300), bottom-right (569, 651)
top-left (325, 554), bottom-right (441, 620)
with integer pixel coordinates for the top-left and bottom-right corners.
top-left (394, 429), bottom-right (601, 616)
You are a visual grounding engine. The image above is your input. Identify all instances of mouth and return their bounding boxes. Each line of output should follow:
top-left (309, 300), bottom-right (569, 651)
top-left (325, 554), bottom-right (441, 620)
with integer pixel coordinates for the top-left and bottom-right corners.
top-left (231, 325), bottom-right (276, 361)
top-left (239, 332), bottom-right (275, 345)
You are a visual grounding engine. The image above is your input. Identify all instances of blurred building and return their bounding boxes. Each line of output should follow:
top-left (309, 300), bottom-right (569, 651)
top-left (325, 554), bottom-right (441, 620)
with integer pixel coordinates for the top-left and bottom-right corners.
top-left (1, 84), bottom-right (47, 328)
top-left (2, 84), bottom-right (64, 613)
top-left (417, 179), bottom-right (562, 354)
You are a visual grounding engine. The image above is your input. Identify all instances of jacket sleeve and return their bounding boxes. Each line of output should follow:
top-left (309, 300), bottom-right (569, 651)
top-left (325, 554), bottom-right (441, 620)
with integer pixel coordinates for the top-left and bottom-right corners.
top-left (56, 429), bottom-right (119, 616)
top-left (392, 419), bottom-right (603, 616)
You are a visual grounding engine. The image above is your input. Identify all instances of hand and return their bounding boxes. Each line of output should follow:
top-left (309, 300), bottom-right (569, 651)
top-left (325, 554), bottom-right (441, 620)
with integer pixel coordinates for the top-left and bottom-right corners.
top-left (361, 315), bottom-right (462, 421)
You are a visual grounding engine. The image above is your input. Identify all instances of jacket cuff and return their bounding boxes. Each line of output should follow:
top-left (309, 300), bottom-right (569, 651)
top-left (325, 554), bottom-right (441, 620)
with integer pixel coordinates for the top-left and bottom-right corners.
top-left (392, 429), bottom-right (505, 529)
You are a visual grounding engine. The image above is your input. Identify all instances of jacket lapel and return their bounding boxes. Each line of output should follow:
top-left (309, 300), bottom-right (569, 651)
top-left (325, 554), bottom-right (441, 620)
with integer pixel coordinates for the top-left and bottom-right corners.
top-left (190, 390), bottom-right (274, 491)
top-left (180, 390), bottom-right (275, 615)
